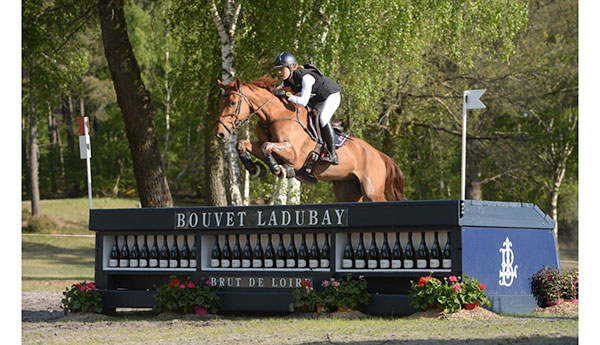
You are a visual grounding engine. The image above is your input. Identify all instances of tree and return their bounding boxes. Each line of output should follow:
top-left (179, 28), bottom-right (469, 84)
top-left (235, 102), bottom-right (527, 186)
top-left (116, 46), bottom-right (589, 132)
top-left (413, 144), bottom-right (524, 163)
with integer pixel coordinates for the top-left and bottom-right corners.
top-left (98, 0), bottom-right (173, 207)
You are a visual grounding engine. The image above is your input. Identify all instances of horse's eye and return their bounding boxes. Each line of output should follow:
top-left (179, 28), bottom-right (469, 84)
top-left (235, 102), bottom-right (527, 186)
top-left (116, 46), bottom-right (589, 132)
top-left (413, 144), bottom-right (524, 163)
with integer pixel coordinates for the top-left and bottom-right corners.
top-left (230, 101), bottom-right (236, 106)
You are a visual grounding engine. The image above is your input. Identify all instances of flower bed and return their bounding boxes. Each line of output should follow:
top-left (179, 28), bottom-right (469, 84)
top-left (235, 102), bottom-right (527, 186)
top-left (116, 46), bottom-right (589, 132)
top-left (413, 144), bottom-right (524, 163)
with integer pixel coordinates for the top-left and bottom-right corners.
top-left (289, 274), bottom-right (370, 313)
top-left (60, 281), bottom-right (103, 315)
top-left (154, 276), bottom-right (221, 314)
top-left (409, 274), bottom-right (490, 314)
top-left (531, 266), bottom-right (578, 307)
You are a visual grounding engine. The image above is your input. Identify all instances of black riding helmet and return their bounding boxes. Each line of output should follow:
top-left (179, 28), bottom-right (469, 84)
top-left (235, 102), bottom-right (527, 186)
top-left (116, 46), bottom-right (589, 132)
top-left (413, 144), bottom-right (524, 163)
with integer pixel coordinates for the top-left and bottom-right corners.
top-left (274, 52), bottom-right (297, 68)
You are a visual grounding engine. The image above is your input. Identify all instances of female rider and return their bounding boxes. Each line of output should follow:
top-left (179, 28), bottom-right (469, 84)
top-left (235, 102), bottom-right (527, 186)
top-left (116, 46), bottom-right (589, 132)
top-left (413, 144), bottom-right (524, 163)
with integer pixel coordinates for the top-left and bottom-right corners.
top-left (273, 52), bottom-right (341, 165)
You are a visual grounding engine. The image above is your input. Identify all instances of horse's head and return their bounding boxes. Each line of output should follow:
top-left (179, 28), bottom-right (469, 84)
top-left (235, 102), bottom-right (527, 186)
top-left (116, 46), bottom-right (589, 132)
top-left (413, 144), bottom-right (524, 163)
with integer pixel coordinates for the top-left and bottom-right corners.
top-left (214, 77), bottom-right (252, 143)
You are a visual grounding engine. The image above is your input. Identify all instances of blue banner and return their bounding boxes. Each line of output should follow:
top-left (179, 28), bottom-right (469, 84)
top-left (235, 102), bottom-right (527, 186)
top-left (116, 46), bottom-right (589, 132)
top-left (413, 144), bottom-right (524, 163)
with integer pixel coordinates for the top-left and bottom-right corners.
top-left (461, 227), bottom-right (559, 295)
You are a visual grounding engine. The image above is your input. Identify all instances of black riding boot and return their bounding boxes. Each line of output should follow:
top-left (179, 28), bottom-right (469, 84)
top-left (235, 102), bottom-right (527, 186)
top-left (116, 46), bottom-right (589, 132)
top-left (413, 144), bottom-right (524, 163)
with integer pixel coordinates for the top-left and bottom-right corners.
top-left (321, 123), bottom-right (339, 165)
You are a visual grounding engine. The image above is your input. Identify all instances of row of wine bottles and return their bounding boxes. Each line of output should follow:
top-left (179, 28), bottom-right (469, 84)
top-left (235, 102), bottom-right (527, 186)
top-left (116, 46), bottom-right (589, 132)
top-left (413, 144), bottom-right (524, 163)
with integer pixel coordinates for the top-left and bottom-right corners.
top-left (211, 233), bottom-right (330, 269)
top-left (109, 235), bottom-right (196, 269)
top-left (342, 231), bottom-right (452, 269)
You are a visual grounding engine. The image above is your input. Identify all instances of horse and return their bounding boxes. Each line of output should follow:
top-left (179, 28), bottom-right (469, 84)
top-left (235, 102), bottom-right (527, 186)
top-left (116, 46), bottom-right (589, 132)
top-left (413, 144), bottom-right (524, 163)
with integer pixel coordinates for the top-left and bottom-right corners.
top-left (214, 75), bottom-right (406, 202)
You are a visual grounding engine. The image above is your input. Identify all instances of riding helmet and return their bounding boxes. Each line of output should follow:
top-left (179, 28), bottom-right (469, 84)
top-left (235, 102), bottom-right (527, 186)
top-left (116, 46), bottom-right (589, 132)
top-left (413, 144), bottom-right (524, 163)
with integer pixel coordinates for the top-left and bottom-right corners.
top-left (274, 52), bottom-right (297, 68)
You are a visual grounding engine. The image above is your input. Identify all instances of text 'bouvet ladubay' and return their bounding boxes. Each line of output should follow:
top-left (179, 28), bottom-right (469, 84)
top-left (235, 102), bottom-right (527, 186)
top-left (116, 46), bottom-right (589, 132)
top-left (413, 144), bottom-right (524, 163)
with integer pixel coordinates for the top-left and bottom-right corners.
top-left (174, 207), bottom-right (348, 229)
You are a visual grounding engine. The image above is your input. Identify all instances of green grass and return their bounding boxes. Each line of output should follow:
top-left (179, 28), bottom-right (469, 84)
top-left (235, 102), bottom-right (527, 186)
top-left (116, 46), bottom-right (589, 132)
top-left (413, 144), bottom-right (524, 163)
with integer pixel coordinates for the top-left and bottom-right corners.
top-left (21, 313), bottom-right (578, 345)
top-left (22, 234), bottom-right (95, 291)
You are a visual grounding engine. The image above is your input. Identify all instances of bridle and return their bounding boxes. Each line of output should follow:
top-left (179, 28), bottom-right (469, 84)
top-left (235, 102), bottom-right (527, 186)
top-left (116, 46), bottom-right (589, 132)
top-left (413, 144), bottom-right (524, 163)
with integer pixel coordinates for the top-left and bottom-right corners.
top-left (218, 85), bottom-right (274, 136)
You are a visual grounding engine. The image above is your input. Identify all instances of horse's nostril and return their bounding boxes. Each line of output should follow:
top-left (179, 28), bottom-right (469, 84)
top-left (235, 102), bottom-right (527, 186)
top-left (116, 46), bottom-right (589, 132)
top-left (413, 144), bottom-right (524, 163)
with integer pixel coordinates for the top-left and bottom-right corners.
top-left (216, 132), bottom-right (225, 140)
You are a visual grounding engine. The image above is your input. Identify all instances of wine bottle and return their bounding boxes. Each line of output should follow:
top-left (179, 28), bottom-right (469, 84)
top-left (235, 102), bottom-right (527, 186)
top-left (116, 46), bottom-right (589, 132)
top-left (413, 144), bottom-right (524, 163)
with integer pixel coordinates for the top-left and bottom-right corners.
top-left (429, 232), bottom-right (441, 269)
top-left (211, 235), bottom-right (221, 268)
top-left (253, 235), bottom-right (264, 268)
top-left (159, 235), bottom-right (169, 268)
top-left (130, 235), bottom-right (140, 268)
top-left (309, 233), bottom-right (320, 269)
top-left (380, 233), bottom-right (391, 269)
top-left (139, 235), bottom-right (149, 268)
top-left (276, 234), bottom-right (286, 268)
top-left (232, 235), bottom-right (242, 268)
top-left (264, 234), bottom-right (275, 268)
top-left (355, 233), bottom-right (366, 269)
top-left (443, 231), bottom-right (452, 269)
top-left (109, 235), bottom-right (119, 267)
top-left (342, 233), bottom-right (354, 269)
top-left (320, 234), bottom-right (330, 268)
top-left (170, 235), bottom-right (180, 268)
top-left (297, 234), bottom-right (308, 268)
top-left (190, 237), bottom-right (197, 268)
top-left (119, 236), bottom-right (130, 267)
top-left (180, 235), bottom-right (190, 268)
top-left (391, 232), bottom-right (403, 269)
top-left (403, 232), bottom-right (415, 269)
top-left (416, 232), bottom-right (428, 269)
top-left (367, 232), bottom-right (379, 269)
top-left (150, 235), bottom-right (159, 268)
top-left (287, 235), bottom-right (297, 268)
top-left (242, 234), bottom-right (253, 268)
top-left (221, 235), bottom-right (231, 268)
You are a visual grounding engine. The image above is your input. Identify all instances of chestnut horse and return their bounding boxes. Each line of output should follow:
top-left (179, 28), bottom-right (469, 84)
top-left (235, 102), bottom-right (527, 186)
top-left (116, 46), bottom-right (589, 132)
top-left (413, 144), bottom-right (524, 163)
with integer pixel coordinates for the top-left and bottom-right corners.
top-left (214, 76), bottom-right (406, 202)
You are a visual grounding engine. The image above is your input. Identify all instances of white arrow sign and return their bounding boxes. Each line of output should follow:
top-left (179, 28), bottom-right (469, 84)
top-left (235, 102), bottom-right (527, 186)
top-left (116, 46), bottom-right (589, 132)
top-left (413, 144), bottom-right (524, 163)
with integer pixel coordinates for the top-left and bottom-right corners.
top-left (465, 89), bottom-right (487, 109)
top-left (461, 89), bottom-right (487, 201)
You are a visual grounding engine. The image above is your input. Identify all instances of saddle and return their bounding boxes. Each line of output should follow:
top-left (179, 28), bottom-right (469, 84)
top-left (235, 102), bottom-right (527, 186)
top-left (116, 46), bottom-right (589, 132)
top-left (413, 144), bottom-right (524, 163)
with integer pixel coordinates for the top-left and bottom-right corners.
top-left (293, 108), bottom-right (350, 185)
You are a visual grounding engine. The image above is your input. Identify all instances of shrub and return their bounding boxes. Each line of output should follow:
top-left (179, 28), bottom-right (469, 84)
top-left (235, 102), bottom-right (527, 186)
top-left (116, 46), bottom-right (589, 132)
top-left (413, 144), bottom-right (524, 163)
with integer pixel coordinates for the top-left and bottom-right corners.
top-left (154, 276), bottom-right (221, 314)
top-left (531, 266), bottom-right (578, 307)
top-left (290, 275), bottom-right (370, 313)
top-left (60, 281), bottom-right (103, 315)
top-left (410, 274), bottom-right (490, 314)
top-left (22, 214), bottom-right (58, 233)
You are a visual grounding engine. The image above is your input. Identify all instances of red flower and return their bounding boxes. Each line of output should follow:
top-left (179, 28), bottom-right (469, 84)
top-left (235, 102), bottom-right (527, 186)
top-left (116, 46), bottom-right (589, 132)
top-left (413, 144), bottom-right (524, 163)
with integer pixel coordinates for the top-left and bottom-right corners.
top-left (169, 279), bottom-right (181, 287)
top-left (418, 276), bottom-right (434, 287)
top-left (75, 284), bottom-right (81, 289)
top-left (63, 291), bottom-right (67, 295)
top-left (479, 283), bottom-right (486, 291)
top-left (301, 280), bottom-right (311, 287)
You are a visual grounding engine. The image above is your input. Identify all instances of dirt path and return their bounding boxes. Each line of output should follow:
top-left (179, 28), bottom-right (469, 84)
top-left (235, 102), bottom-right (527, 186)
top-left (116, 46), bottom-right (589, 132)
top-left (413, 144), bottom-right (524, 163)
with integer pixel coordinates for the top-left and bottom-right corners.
top-left (22, 291), bottom-right (65, 322)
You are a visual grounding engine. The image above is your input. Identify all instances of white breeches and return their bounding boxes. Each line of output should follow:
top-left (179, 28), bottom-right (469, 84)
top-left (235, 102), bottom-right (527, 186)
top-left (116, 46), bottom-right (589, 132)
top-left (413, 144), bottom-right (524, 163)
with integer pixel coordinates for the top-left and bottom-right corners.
top-left (314, 92), bottom-right (341, 127)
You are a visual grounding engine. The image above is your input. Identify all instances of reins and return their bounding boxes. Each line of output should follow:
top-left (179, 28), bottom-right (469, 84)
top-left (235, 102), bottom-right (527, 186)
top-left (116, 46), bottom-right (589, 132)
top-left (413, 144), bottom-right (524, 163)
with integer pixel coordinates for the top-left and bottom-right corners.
top-left (218, 83), bottom-right (318, 142)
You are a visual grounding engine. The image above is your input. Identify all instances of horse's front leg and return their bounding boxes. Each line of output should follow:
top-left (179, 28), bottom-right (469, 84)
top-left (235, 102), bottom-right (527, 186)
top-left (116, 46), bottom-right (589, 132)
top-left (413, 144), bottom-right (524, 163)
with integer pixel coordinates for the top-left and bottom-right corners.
top-left (260, 141), bottom-right (296, 175)
top-left (236, 140), bottom-right (268, 177)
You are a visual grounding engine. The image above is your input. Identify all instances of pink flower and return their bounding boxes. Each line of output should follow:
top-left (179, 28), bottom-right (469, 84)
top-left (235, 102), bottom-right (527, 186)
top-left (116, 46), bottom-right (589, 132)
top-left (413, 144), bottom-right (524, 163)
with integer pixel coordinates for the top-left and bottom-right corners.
top-left (205, 280), bottom-right (212, 286)
top-left (322, 280), bottom-right (330, 287)
top-left (333, 281), bottom-right (340, 287)
top-left (449, 276), bottom-right (458, 283)
top-left (81, 285), bottom-right (88, 292)
top-left (452, 284), bottom-right (461, 293)
top-left (187, 282), bottom-right (195, 289)
top-left (359, 275), bottom-right (364, 279)
top-left (180, 284), bottom-right (186, 289)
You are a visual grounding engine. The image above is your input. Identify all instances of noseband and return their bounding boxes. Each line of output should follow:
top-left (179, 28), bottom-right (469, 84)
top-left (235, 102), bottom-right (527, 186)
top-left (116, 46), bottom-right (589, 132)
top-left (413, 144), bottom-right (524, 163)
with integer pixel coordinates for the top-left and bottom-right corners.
top-left (218, 85), bottom-right (274, 136)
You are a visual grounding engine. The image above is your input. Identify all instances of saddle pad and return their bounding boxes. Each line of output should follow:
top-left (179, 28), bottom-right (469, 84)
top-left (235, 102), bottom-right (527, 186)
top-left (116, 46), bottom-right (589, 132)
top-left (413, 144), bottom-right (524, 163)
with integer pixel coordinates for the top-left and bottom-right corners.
top-left (307, 110), bottom-right (350, 148)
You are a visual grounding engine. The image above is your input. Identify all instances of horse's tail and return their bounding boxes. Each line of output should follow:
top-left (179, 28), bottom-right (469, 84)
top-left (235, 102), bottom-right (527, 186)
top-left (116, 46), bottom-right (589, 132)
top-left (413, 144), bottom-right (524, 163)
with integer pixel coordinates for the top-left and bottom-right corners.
top-left (378, 151), bottom-right (407, 201)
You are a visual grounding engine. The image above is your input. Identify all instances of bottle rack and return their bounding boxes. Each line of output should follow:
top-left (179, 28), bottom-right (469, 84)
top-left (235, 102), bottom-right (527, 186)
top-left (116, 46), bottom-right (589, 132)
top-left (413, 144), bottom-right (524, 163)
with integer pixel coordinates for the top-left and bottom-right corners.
top-left (201, 233), bottom-right (331, 272)
top-left (334, 231), bottom-right (452, 273)
top-left (102, 234), bottom-right (196, 272)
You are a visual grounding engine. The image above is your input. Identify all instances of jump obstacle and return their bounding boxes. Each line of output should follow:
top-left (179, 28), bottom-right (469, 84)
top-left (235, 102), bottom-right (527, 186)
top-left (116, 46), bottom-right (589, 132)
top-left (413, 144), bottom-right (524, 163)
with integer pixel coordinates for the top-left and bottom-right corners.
top-left (90, 199), bottom-right (558, 315)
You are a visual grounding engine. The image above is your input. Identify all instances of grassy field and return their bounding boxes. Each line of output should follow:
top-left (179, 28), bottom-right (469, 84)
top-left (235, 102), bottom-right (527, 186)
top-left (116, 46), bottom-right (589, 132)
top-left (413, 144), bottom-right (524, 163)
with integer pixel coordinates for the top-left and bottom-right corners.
top-left (21, 198), bottom-right (579, 344)
top-left (21, 313), bottom-right (578, 345)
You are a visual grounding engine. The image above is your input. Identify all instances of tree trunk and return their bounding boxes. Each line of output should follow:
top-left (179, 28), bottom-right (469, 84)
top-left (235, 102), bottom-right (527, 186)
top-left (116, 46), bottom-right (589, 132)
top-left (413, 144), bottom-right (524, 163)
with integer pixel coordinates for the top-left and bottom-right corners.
top-left (206, 0), bottom-right (243, 206)
top-left (29, 83), bottom-right (41, 217)
top-left (98, 0), bottom-right (173, 208)
top-left (47, 105), bottom-right (58, 194)
top-left (205, 79), bottom-right (227, 206)
top-left (63, 94), bottom-right (79, 197)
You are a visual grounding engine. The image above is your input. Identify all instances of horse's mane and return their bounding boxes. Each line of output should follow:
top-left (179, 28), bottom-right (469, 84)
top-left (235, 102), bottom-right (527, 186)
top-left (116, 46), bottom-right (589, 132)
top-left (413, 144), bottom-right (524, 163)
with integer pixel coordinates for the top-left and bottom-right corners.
top-left (244, 75), bottom-right (278, 92)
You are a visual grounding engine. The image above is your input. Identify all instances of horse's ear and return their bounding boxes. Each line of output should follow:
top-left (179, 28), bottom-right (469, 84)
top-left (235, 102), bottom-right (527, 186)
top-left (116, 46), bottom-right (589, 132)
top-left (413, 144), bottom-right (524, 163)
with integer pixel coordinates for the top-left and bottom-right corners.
top-left (217, 79), bottom-right (225, 89)
top-left (235, 76), bottom-right (242, 89)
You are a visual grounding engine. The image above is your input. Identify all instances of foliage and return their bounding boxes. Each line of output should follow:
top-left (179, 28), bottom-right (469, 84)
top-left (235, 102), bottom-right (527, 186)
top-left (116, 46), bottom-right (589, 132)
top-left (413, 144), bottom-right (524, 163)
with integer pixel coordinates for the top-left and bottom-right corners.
top-left (290, 275), bottom-right (370, 313)
top-left (531, 266), bottom-right (578, 307)
top-left (154, 276), bottom-right (222, 314)
top-left (410, 274), bottom-right (490, 314)
top-left (22, 212), bottom-right (58, 233)
top-left (60, 281), bottom-right (103, 315)
top-left (289, 280), bottom-right (321, 313)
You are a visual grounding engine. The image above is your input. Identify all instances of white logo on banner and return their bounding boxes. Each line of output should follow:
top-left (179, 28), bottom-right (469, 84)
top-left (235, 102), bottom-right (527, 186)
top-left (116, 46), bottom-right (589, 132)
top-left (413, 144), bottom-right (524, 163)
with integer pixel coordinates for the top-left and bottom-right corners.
top-left (499, 237), bottom-right (518, 287)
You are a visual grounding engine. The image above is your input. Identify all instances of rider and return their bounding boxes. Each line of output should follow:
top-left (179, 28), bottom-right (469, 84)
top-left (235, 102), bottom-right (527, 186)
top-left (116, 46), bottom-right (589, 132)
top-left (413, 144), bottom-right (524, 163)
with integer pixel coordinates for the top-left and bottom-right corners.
top-left (273, 52), bottom-right (341, 165)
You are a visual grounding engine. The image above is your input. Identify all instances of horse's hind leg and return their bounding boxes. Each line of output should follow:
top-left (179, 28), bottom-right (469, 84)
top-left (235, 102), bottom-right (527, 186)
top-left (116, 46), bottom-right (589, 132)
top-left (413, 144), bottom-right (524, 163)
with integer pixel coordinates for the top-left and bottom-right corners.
top-left (358, 175), bottom-right (387, 201)
top-left (332, 179), bottom-right (363, 202)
